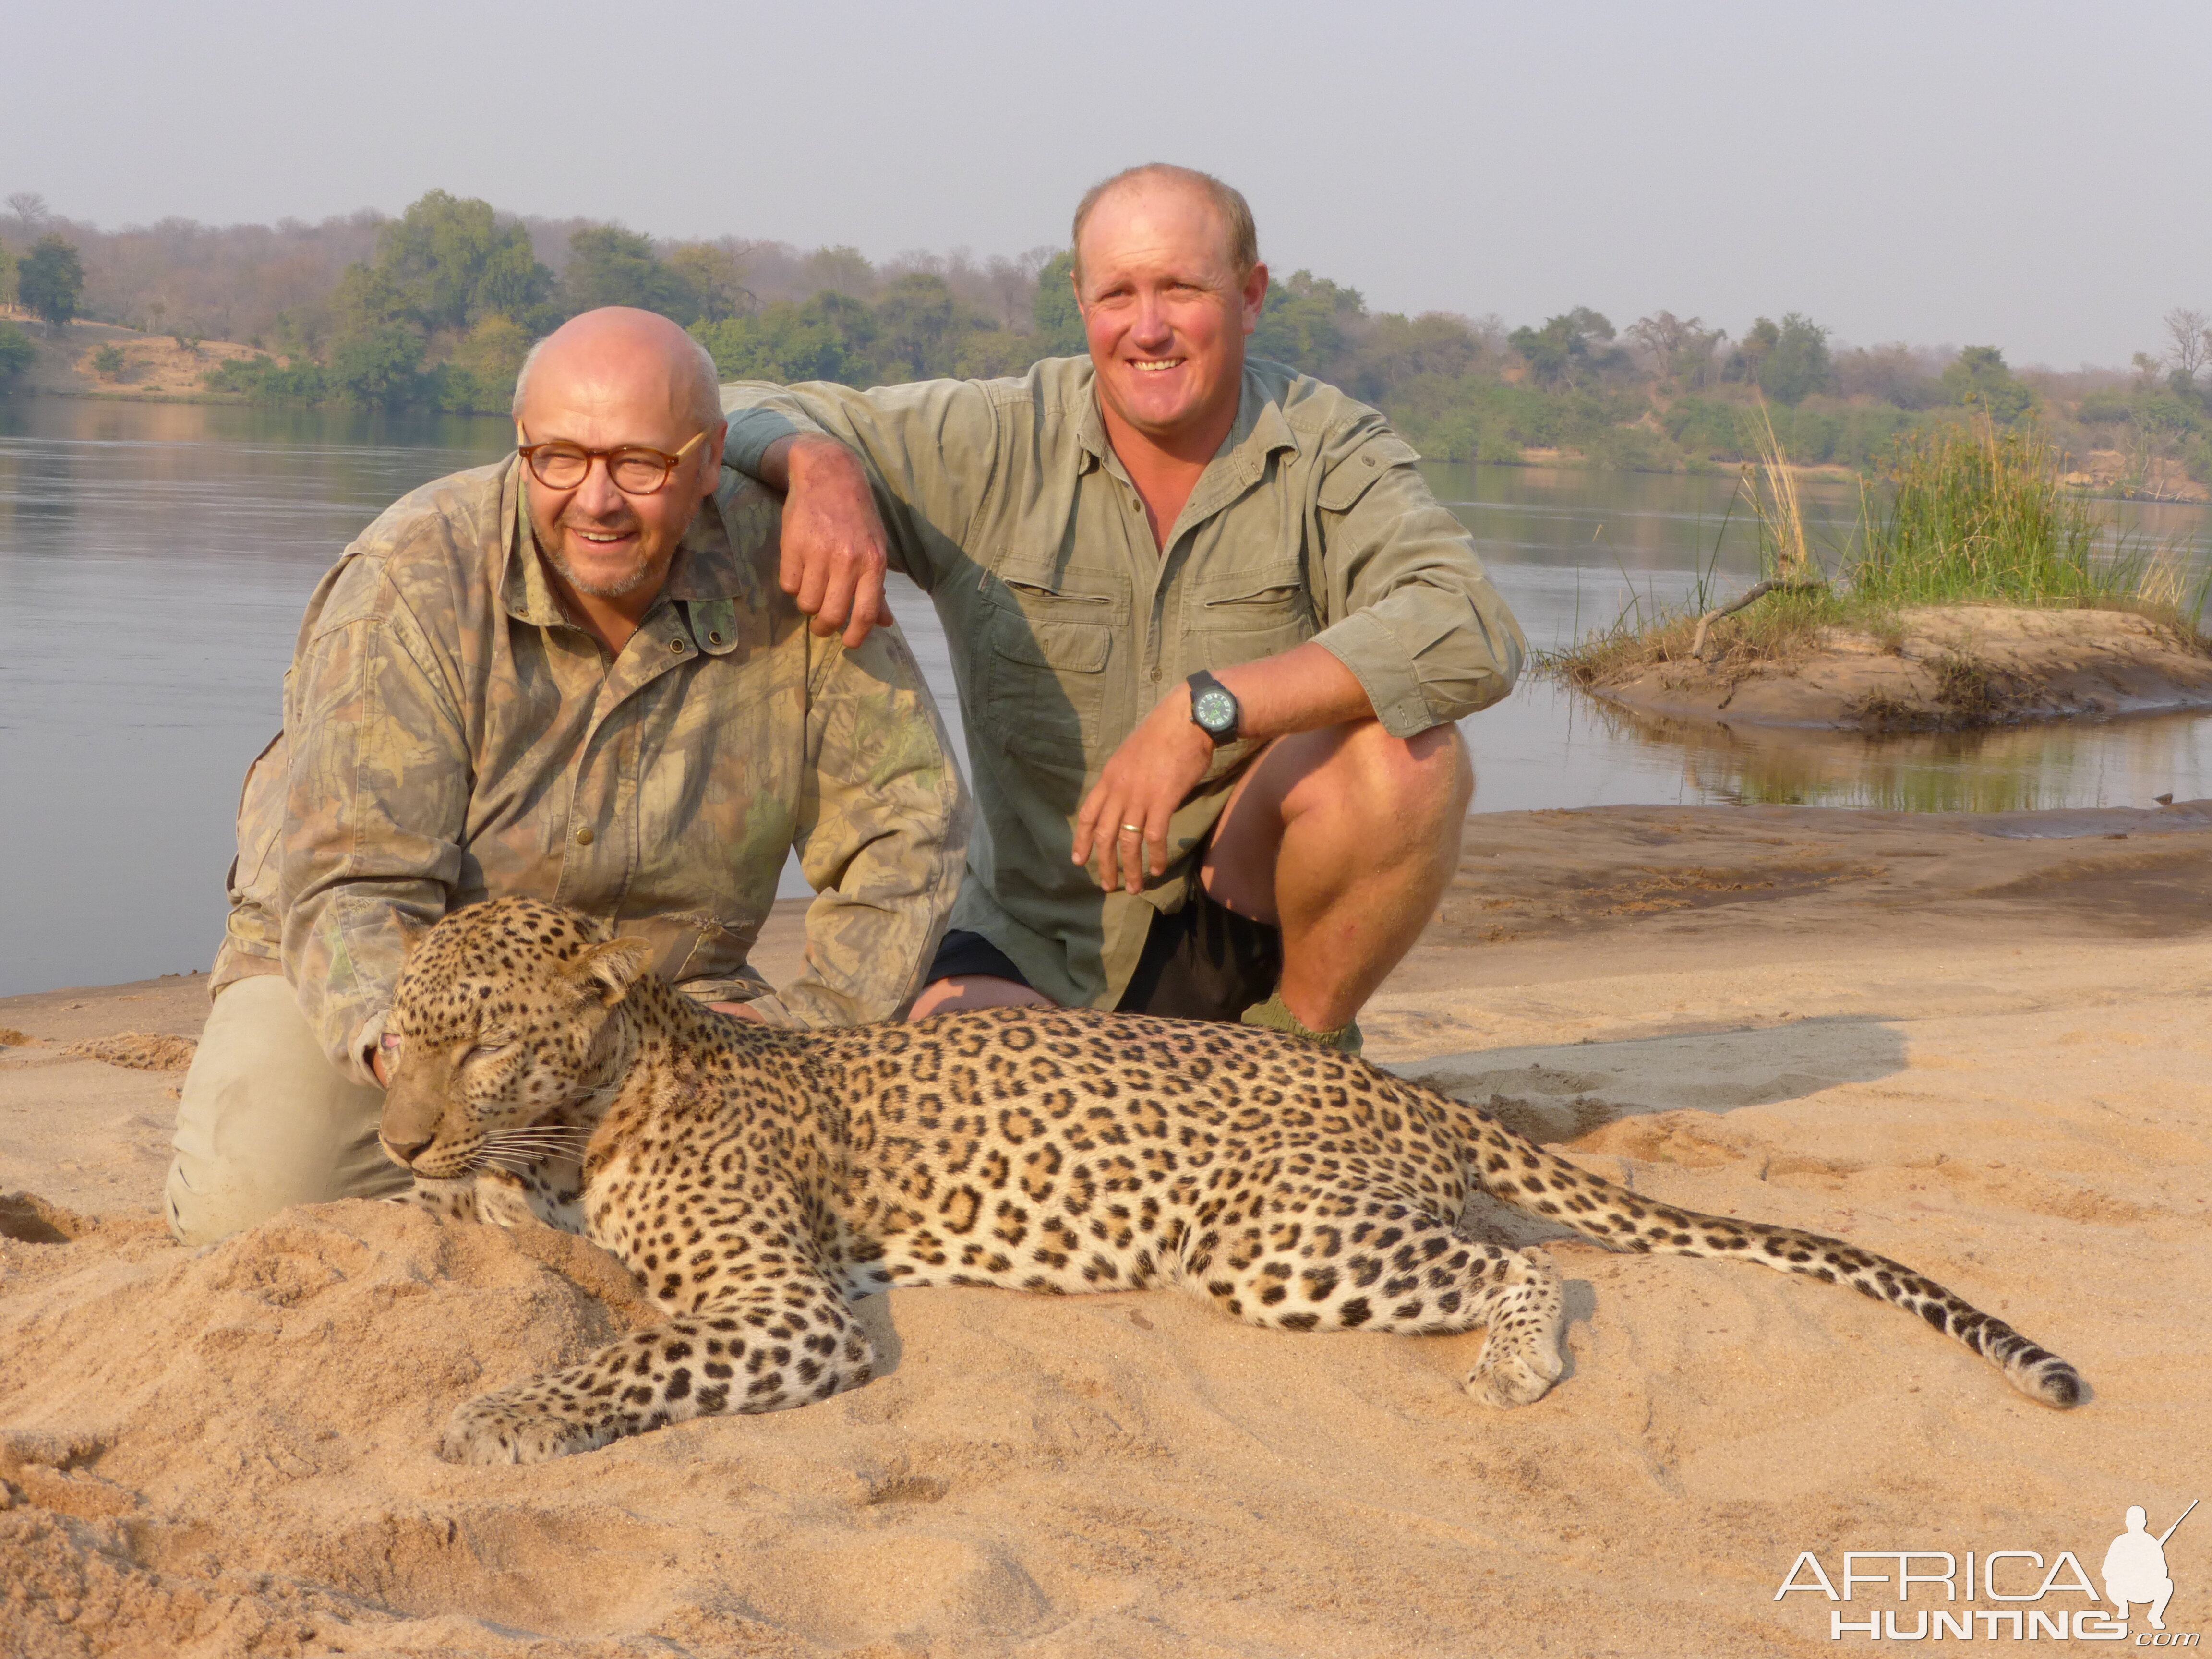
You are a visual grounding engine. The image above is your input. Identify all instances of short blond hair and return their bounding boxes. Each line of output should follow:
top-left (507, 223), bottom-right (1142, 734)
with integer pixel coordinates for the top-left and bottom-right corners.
top-left (1070, 163), bottom-right (1260, 286)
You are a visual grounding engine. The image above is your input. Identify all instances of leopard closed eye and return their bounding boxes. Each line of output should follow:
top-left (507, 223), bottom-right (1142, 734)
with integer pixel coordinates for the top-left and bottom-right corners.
top-left (378, 897), bottom-right (2082, 1466)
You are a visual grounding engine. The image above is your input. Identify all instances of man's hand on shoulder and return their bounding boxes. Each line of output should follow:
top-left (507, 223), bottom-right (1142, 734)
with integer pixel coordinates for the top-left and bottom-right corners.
top-left (706, 1000), bottom-right (767, 1021)
top-left (761, 433), bottom-right (893, 649)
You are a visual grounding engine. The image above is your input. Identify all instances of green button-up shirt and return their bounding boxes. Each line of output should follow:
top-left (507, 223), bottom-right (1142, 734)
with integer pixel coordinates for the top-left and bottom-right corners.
top-left (721, 356), bottom-right (1524, 1010)
top-left (213, 457), bottom-right (969, 1084)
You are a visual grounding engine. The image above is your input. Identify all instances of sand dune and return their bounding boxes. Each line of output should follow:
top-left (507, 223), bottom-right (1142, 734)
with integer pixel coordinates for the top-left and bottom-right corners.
top-left (3, 805), bottom-right (2207, 1657)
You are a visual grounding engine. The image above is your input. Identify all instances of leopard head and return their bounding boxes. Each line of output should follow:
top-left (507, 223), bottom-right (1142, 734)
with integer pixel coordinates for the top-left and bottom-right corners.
top-left (379, 898), bottom-right (652, 1179)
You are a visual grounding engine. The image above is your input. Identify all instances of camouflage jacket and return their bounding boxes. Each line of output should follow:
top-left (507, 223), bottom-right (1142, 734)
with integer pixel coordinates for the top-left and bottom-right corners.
top-left (721, 357), bottom-right (1525, 1008)
top-left (212, 457), bottom-right (969, 1085)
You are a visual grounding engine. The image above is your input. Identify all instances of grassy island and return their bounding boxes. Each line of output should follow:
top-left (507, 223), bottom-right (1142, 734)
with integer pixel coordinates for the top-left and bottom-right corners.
top-left (1549, 417), bottom-right (2212, 731)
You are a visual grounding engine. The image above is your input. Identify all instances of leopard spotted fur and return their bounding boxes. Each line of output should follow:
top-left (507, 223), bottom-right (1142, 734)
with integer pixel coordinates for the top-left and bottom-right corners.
top-left (378, 898), bottom-right (2082, 1465)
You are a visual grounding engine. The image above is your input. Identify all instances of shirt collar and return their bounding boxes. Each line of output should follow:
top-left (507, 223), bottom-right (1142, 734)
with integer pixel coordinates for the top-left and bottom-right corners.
top-left (1074, 379), bottom-right (1114, 474)
top-left (1073, 361), bottom-right (1302, 484)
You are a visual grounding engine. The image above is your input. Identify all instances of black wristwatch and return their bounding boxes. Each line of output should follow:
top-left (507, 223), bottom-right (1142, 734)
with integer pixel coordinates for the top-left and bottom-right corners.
top-left (1187, 670), bottom-right (1241, 745)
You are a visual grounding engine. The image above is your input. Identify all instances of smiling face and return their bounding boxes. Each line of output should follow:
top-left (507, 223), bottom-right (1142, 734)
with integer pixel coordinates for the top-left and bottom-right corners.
top-left (1075, 178), bottom-right (1267, 455)
top-left (513, 308), bottom-right (725, 611)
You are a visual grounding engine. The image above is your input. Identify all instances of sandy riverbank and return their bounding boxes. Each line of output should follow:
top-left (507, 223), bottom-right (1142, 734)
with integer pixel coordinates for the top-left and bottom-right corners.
top-left (0, 313), bottom-right (265, 403)
top-left (2, 803), bottom-right (2207, 1657)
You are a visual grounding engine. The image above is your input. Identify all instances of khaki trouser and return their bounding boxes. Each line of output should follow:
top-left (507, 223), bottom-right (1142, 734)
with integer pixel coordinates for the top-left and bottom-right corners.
top-left (164, 974), bottom-right (410, 1246)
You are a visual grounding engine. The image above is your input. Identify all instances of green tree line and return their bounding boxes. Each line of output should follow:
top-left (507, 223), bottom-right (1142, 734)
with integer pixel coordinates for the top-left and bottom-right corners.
top-left (8, 189), bottom-right (2210, 493)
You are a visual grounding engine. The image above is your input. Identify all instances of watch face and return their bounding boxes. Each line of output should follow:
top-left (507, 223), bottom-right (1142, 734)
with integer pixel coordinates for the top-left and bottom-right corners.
top-left (1194, 687), bottom-right (1237, 733)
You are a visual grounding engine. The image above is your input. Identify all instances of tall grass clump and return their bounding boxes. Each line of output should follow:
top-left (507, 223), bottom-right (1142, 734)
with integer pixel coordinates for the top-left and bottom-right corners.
top-left (1743, 399), bottom-right (1823, 587)
top-left (1850, 420), bottom-right (2144, 608)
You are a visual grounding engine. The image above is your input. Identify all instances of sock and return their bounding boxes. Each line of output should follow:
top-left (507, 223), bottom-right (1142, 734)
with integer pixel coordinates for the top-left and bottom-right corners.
top-left (1239, 989), bottom-right (1363, 1055)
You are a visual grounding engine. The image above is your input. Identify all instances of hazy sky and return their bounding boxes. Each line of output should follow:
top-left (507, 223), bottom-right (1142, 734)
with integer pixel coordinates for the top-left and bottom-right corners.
top-left (8, 0), bottom-right (2208, 367)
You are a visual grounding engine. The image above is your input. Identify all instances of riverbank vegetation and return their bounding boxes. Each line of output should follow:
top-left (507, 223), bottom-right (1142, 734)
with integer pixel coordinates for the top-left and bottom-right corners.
top-left (1550, 415), bottom-right (2212, 706)
top-left (3, 190), bottom-right (2211, 497)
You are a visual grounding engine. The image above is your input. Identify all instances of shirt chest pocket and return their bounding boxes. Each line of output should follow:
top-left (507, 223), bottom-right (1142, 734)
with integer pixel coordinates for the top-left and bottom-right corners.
top-left (1189, 559), bottom-right (1314, 670)
top-left (980, 579), bottom-right (1119, 773)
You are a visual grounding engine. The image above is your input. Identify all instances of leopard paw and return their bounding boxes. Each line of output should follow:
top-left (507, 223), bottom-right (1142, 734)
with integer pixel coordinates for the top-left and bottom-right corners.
top-left (394, 1178), bottom-right (477, 1222)
top-left (1464, 1247), bottom-right (1566, 1408)
top-left (1466, 1343), bottom-right (1564, 1408)
top-left (439, 1393), bottom-right (611, 1465)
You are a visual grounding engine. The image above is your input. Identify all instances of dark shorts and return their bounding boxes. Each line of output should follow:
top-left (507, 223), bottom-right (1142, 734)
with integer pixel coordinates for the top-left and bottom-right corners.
top-left (928, 886), bottom-right (1282, 1023)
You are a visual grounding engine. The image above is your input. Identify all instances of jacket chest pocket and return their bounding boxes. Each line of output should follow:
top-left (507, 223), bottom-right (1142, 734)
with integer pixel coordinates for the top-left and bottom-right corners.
top-left (979, 579), bottom-right (1118, 773)
top-left (1190, 560), bottom-right (1313, 670)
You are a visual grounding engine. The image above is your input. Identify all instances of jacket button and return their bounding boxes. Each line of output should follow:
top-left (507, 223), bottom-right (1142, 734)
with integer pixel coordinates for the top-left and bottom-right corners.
top-left (574, 827), bottom-right (594, 845)
top-left (708, 631), bottom-right (723, 645)
top-left (668, 638), bottom-right (685, 653)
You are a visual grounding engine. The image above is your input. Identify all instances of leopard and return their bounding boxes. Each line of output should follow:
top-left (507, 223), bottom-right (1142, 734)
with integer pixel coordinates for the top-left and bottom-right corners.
top-left (378, 897), bottom-right (2082, 1466)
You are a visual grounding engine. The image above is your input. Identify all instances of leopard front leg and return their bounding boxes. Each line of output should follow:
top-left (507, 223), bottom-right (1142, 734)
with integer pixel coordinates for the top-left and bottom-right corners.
top-left (439, 1274), bottom-right (873, 1465)
top-left (391, 1175), bottom-right (479, 1222)
top-left (389, 1170), bottom-right (539, 1229)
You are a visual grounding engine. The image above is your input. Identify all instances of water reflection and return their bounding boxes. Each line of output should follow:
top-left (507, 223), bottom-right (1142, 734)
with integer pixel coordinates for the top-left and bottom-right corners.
top-left (0, 432), bottom-right (81, 542)
top-left (1578, 697), bottom-right (2212, 814)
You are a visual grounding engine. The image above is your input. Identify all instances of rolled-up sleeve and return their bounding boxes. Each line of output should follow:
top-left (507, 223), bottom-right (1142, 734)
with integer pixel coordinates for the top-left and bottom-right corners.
top-left (278, 566), bottom-right (468, 1082)
top-left (745, 620), bottom-right (971, 1028)
top-left (721, 388), bottom-right (827, 475)
top-left (1310, 433), bottom-right (1526, 738)
top-left (720, 378), bottom-right (1002, 594)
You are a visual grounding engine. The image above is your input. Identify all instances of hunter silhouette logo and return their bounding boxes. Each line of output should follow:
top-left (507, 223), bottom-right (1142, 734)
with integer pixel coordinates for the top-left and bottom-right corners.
top-left (2106, 1501), bottom-right (2195, 1633)
top-left (1775, 1497), bottom-right (2199, 1642)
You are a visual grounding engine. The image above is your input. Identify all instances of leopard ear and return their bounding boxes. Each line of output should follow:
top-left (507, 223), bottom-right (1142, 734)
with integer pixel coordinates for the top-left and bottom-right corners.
top-left (572, 936), bottom-right (653, 1005)
top-left (392, 907), bottom-right (438, 960)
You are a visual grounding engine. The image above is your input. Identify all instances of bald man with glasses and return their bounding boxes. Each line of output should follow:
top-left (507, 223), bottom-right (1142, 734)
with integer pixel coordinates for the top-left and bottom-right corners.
top-left (165, 307), bottom-right (968, 1247)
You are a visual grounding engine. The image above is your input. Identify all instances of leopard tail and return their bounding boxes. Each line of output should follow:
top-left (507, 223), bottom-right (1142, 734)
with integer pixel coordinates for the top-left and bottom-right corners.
top-left (1449, 1101), bottom-right (2081, 1409)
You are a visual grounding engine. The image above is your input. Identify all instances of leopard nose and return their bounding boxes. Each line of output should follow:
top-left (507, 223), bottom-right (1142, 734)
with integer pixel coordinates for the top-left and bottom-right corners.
top-left (383, 1134), bottom-right (435, 1166)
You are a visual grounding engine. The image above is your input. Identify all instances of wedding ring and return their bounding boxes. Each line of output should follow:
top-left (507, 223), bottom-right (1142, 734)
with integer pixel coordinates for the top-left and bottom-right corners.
top-left (1120, 823), bottom-right (1143, 834)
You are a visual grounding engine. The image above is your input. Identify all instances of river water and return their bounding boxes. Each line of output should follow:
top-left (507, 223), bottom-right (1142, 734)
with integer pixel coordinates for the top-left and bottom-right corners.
top-left (4, 399), bottom-right (2210, 996)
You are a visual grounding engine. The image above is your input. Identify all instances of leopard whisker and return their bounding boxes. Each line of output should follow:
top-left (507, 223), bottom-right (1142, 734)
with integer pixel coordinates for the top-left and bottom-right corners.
top-left (481, 1138), bottom-right (589, 1160)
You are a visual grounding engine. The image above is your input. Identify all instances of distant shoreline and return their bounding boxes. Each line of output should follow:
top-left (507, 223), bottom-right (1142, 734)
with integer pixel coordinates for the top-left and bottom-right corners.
top-left (4, 318), bottom-right (2208, 504)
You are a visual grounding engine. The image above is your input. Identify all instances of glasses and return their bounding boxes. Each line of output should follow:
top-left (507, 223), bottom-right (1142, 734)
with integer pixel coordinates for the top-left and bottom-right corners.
top-left (517, 428), bottom-right (708, 496)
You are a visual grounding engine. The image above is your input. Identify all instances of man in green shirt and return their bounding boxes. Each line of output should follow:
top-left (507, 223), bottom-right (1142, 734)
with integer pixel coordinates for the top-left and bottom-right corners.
top-left (721, 164), bottom-right (1525, 1049)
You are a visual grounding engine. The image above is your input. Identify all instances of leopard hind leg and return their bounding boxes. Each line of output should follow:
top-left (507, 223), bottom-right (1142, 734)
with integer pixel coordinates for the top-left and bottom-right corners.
top-left (1188, 1203), bottom-right (1567, 1407)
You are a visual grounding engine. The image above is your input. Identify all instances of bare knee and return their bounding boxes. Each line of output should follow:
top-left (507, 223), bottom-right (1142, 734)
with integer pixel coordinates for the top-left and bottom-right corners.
top-left (1391, 722), bottom-right (1474, 820)
top-left (1317, 721), bottom-right (1472, 839)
